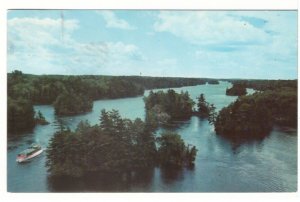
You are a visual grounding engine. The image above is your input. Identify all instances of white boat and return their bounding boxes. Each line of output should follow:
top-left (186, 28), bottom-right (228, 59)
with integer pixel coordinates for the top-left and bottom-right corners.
top-left (16, 144), bottom-right (43, 163)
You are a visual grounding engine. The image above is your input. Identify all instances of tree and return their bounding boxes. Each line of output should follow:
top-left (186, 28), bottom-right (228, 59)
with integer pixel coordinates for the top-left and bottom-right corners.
top-left (46, 110), bottom-right (195, 178)
top-left (197, 93), bottom-right (210, 117)
top-left (208, 104), bottom-right (217, 125)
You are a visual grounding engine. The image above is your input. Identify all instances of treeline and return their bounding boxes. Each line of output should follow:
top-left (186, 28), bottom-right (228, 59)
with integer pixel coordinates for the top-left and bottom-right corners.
top-left (214, 86), bottom-right (297, 140)
top-left (8, 71), bottom-right (145, 105)
top-left (225, 79), bottom-right (297, 91)
top-left (46, 110), bottom-right (197, 177)
top-left (207, 80), bottom-right (219, 85)
top-left (119, 76), bottom-right (213, 89)
top-left (8, 70), bottom-right (218, 133)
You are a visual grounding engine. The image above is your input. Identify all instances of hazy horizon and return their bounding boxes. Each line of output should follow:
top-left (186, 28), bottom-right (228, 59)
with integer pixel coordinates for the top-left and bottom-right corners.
top-left (7, 10), bottom-right (297, 79)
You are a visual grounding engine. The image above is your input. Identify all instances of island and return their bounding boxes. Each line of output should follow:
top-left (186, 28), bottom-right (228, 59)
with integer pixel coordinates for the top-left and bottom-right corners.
top-left (144, 89), bottom-right (195, 129)
top-left (215, 80), bottom-right (297, 140)
top-left (226, 83), bottom-right (247, 96)
top-left (46, 110), bottom-right (197, 178)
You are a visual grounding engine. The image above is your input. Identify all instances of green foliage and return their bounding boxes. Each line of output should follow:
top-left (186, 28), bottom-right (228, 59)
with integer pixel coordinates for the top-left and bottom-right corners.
top-left (120, 76), bottom-right (207, 89)
top-left (197, 94), bottom-right (210, 118)
top-left (215, 87), bottom-right (297, 139)
top-left (144, 90), bottom-right (195, 130)
top-left (7, 71), bottom-right (208, 131)
top-left (7, 96), bottom-right (35, 133)
top-left (46, 110), bottom-right (197, 177)
top-left (208, 104), bottom-right (217, 125)
top-left (196, 94), bottom-right (217, 125)
top-left (53, 90), bottom-right (93, 115)
top-left (226, 83), bottom-right (247, 96)
top-left (157, 131), bottom-right (197, 167)
top-left (46, 110), bottom-right (157, 177)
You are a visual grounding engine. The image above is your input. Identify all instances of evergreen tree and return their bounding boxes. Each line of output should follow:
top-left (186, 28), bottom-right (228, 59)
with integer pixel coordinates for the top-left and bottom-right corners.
top-left (197, 93), bottom-right (210, 118)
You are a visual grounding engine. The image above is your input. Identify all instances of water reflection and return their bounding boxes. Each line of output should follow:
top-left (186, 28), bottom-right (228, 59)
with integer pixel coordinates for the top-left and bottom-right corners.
top-left (159, 166), bottom-right (184, 184)
top-left (48, 168), bottom-right (156, 192)
top-left (218, 132), bottom-right (270, 153)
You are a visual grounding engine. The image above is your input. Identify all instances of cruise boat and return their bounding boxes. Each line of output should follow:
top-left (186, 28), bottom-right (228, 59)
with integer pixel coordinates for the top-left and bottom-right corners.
top-left (16, 144), bottom-right (43, 163)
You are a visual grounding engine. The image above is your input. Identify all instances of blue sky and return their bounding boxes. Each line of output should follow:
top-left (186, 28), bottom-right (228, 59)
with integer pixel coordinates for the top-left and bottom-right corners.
top-left (7, 10), bottom-right (297, 79)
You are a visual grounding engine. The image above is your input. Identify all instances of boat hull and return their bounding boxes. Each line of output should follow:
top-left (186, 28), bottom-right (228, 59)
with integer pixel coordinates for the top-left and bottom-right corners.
top-left (16, 149), bottom-right (43, 163)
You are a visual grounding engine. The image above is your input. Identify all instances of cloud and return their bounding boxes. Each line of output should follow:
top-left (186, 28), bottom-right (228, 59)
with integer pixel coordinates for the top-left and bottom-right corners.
top-left (97, 11), bottom-right (136, 30)
top-left (154, 11), bottom-right (269, 47)
top-left (154, 11), bottom-right (297, 79)
top-left (7, 17), bottom-right (144, 75)
top-left (194, 45), bottom-right (296, 79)
top-left (8, 17), bottom-right (78, 46)
top-left (7, 11), bottom-right (297, 79)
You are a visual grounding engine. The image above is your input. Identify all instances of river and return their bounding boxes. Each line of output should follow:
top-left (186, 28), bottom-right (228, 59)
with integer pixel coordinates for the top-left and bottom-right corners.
top-left (7, 82), bottom-right (297, 192)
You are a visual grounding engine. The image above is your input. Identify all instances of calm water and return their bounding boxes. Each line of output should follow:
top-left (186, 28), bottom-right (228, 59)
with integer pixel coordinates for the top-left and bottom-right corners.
top-left (7, 82), bottom-right (297, 192)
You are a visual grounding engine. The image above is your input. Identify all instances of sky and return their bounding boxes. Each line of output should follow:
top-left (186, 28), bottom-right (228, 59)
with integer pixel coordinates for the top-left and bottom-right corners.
top-left (7, 10), bottom-right (297, 79)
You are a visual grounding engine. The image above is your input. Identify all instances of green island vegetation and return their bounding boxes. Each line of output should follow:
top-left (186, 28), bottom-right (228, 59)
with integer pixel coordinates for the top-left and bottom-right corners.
top-left (8, 70), bottom-right (211, 133)
top-left (144, 90), bottom-right (219, 128)
top-left (144, 89), bottom-right (195, 129)
top-left (196, 93), bottom-right (217, 124)
top-left (226, 83), bottom-right (247, 96)
top-left (215, 80), bottom-right (297, 140)
top-left (53, 90), bottom-right (93, 115)
top-left (46, 110), bottom-right (197, 177)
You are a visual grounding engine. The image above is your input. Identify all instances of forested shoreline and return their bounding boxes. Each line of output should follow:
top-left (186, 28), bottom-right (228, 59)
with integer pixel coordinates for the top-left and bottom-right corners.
top-left (7, 70), bottom-right (212, 133)
top-left (8, 70), bottom-right (297, 136)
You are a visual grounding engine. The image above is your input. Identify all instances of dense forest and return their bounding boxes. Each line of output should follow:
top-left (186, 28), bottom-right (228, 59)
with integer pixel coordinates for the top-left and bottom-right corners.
top-left (46, 110), bottom-right (197, 177)
top-left (7, 97), bottom-right (35, 133)
top-left (119, 76), bottom-right (209, 89)
top-left (8, 70), bottom-right (211, 133)
top-left (215, 82), bottom-right (297, 140)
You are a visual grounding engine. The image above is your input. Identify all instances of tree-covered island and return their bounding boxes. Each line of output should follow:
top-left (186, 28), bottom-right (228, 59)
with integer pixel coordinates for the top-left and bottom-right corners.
top-left (46, 110), bottom-right (197, 177)
top-left (226, 83), bottom-right (247, 96)
top-left (143, 89), bottom-right (195, 129)
top-left (215, 81), bottom-right (297, 140)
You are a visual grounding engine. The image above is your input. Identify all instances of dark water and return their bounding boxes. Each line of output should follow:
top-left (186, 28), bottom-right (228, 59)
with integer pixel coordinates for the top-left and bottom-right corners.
top-left (7, 82), bottom-right (297, 192)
